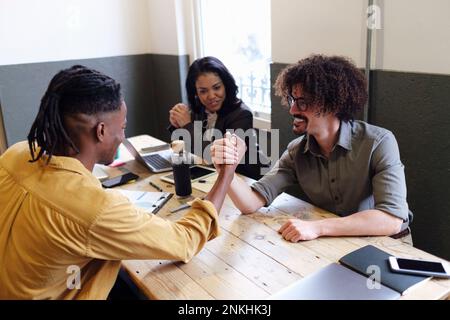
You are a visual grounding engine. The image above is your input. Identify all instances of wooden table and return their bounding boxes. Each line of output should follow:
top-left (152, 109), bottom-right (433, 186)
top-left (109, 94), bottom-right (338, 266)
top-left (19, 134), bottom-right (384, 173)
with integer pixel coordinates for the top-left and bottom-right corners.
top-left (108, 154), bottom-right (450, 300)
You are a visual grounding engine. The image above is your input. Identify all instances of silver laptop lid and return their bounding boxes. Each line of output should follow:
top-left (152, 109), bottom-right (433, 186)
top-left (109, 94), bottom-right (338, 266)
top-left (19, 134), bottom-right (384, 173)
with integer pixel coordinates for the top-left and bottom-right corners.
top-left (122, 139), bottom-right (172, 173)
top-left (270, 263), bottom-right (400, 300)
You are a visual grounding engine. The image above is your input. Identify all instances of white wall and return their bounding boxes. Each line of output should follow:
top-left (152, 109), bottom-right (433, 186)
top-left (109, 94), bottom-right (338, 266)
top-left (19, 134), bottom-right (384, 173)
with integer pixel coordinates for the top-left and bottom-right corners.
top-left (2, 1), bottom-right (448, 71)
top-left (271, 0), bottom-right (450, 75)
top-left (0, 0), bottom-right (151, 66)
top-left (271, 0), bottom-right (367, 67)
top-left (374, 0), bottom-right (450, 74)
top-left (147, 0), bottom-right (196, 60)
top-left (147, 0), bottom-right (178, 55)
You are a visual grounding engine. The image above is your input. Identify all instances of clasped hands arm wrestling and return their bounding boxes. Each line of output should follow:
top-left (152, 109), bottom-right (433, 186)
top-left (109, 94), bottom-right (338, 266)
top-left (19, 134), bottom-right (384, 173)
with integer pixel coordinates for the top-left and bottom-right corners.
top-left (210, 133), bottom-right (403, 243)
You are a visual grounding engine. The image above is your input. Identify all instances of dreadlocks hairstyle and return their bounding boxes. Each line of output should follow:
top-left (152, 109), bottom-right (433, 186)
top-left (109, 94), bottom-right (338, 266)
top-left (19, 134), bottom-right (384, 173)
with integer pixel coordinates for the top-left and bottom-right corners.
top-left (27, 65), bottom-right (122, 163)
top-left (186, 56), bottom-right (241, 116)
top-left (274, 55), bottom-right (368, 121)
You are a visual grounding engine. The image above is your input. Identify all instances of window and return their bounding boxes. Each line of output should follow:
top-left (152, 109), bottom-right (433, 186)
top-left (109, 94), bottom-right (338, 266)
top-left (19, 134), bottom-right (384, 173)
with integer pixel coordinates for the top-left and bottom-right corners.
top-left (197, 0), bottom-right (271, 121)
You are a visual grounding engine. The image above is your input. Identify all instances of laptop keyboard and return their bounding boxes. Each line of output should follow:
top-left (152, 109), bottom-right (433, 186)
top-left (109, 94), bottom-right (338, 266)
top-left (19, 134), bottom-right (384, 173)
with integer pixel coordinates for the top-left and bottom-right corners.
top-left (143, 154), bottom-right (171, 170)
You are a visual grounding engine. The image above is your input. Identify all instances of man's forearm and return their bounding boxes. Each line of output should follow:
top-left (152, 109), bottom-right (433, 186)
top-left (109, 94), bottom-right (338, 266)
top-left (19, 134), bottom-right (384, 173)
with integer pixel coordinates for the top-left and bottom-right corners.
top-left (204, 166), bottom-right (235, 213)
top-left (227, 174), bottom-right (266, 214)
top-left (317, 209), bottom-right (403, 237)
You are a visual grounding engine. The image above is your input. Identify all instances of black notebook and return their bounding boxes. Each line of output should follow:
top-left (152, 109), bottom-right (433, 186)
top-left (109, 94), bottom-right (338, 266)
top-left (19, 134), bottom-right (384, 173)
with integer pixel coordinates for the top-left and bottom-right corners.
top-left (339, 245), bottom-right (430, 295)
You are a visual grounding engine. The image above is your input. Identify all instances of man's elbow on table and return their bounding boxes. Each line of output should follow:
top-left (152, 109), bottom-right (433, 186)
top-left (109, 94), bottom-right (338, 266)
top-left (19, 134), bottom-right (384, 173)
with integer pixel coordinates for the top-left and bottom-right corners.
top-left (240, 203), bottom-right (262, 215)
top-left (235, 195), bottom-right (266, 215)
top-left (170, 230), bottom-right (209, 263)
top-left (385, 213), bottom-right (403, 236)
top-left (170, 200), bottom-right (221, 263)
top-left (229, 187), bottom-right (267, 215)
top-left (366, 209), bottom-right (404, 236)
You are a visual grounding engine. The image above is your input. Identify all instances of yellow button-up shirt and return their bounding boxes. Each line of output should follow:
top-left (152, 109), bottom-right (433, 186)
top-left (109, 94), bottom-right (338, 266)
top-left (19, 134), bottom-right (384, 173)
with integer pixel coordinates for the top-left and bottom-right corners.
top-left (0, 142), bottom-right (220, 299)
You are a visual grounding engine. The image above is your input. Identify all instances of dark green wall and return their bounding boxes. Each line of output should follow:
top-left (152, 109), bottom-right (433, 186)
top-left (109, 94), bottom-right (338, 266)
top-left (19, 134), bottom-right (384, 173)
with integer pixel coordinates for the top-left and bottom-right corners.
top-left (0, 54), bottom-right (189, 146)
top-left (369, 70), bottom-right (450, 260)
top-left (149, 55), bottom-right (189, 142)
top-left (270, 63), bottom-right (297, 153)
top-left (271, 62), bottom-right (450, 260)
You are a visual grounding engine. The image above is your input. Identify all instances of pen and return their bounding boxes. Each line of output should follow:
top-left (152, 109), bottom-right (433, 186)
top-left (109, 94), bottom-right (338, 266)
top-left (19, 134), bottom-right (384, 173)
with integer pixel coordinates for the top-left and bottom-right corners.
top-left (169, 197), bottom-right (205, 214)
top-left (169, 203), bottom-right (191, 213)
top-left (149, 181), bottom-right (163, 192)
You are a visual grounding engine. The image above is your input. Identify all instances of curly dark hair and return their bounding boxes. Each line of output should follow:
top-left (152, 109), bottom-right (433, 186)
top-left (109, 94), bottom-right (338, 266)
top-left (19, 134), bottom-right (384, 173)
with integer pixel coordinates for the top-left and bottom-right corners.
top-left (274, 55), bottom-right (367, 121)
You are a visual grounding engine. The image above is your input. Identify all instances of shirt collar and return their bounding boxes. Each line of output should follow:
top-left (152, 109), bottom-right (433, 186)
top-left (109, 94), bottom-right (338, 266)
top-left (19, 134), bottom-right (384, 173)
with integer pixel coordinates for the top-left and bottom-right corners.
top-left (336, 120), bottom-right (353, 151)
top-left (43, 154), bottom-right (99, 184)
top-left (302, 120), bottom-right (353, 155)
top-left (303, 135), bottom-right (321, 156)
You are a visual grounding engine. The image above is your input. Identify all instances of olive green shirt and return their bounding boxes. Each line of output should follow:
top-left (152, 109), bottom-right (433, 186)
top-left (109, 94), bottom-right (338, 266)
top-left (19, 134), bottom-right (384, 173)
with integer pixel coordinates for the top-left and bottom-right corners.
top-left (252, 121), bottom-right (411, 230)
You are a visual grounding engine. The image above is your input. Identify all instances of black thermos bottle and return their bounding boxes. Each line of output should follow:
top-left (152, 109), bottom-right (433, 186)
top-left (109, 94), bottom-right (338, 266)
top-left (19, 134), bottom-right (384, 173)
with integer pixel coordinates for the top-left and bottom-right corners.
top-left (171, 151), bottom-right (192, 198)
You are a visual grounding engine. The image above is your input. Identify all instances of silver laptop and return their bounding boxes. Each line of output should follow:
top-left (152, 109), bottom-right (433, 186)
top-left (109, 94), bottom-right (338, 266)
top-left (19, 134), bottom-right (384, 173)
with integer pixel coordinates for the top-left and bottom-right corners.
top-left (122, 139), bottom-right (173, 173)
top-left (270, 263), bottom-right (400, 300)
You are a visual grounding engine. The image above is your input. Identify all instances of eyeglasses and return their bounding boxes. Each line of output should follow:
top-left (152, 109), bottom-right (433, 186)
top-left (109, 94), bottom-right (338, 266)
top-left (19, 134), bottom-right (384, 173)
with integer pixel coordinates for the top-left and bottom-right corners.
top-left (287, 94), bottom-right (308, 111)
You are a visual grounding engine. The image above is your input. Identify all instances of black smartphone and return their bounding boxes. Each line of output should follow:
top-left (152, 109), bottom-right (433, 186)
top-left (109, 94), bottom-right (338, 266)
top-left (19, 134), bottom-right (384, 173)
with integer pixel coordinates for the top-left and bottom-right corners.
top-left (101, 172), bottom-right (139, 188)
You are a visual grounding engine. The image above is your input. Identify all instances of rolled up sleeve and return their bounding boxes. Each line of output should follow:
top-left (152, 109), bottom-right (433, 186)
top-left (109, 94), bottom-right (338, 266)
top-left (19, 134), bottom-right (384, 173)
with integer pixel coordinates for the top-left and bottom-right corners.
top-left (251, 142), bottom-right (299, 206)
top-left (371, 132), bottom-right (410, 227)
top-left (86, 195), bottom-right (220, 263)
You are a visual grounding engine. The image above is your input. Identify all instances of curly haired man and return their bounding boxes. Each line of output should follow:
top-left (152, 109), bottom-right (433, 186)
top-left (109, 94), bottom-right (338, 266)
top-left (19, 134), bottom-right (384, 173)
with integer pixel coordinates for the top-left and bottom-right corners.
top-left (211, 54), bottom-right (412, 243)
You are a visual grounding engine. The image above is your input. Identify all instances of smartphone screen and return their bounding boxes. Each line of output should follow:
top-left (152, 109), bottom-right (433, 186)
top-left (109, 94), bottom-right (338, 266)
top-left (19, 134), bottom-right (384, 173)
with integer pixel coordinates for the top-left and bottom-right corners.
top-left (397, 258), bottom-right (446, 273)
top-left (102, 172), bottom-right (139, 188)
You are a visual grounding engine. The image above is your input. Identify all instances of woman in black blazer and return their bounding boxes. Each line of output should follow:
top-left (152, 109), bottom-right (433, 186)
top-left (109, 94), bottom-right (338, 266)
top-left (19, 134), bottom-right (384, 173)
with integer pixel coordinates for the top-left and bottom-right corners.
top-left (168, 56), bottom-right (268, 179)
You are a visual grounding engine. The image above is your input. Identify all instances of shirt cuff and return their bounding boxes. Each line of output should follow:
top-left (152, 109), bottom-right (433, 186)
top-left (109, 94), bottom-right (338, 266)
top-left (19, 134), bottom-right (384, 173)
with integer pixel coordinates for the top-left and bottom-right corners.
top-left (250, 182), bottom-right (272, 207)
top-left (188, 198), bottom-right (221, 240)
top-left (375, 205), bottom-right (411, 232)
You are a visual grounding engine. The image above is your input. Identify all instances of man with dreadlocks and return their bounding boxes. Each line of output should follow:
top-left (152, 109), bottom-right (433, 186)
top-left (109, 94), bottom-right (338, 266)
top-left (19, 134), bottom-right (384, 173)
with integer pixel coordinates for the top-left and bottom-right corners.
top-left (0, 65), bottom-right (239, 299)
top-left (211, 55), bottom-right (412, 243)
